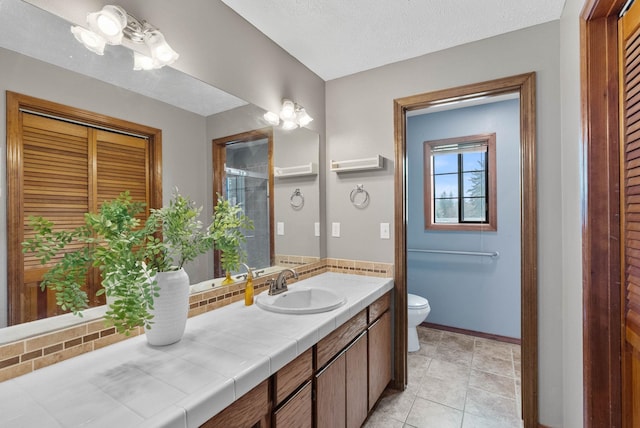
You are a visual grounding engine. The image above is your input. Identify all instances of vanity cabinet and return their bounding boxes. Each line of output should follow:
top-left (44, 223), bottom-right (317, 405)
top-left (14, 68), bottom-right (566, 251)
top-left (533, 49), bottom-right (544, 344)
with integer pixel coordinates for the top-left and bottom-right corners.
top-left (368, 310), bottom-right (392, 409)
top-left (272, 348), bottom-right (313, 428)
top-left (201, 379), bottom-right (270, 428)
top-left (314, 292), bottom-right (391, 428)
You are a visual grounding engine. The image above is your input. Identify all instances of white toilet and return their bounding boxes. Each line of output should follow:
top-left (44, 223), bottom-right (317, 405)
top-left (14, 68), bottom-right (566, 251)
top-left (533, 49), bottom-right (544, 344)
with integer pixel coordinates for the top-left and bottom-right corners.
top-left (407, 293), bottom-right (431, 352)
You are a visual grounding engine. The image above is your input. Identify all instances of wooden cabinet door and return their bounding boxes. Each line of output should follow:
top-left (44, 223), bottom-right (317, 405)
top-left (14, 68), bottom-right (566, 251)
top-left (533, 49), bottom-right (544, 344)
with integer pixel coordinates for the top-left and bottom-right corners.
top-left (315, 352), bottom-right (346, 428)
top-left (274, 381), bottom-right (312, 428)
top-left (368, 311), bottom-right (392, 410)
top-left (346, 332), bottom-right (368, 428)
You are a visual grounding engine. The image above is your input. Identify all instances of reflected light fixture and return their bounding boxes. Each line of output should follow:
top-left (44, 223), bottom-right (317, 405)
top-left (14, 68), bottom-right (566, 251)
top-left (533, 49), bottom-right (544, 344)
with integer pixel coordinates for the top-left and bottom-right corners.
top-left (71, 4), bottom-right (179, 70)
top-left (263, 99), bottom-right (314, 129)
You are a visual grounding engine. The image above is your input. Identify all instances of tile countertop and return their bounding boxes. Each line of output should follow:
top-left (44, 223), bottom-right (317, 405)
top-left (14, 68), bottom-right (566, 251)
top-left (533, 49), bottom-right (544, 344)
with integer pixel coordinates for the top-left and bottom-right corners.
top-left (0, 272), bottom-right (394, 428)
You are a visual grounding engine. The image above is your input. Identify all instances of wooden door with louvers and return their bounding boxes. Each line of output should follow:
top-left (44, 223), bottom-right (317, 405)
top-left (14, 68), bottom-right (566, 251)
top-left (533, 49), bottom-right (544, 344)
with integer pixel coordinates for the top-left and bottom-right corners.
top-left (15, 112), bottom-right (150, 325)
top-left (619, 3), bottom-right (640, 426)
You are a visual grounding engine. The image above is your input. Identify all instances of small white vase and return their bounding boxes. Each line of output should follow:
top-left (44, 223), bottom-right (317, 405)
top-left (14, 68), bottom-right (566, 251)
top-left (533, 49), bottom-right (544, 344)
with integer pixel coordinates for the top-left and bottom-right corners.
top-left (144, 268), bottom-right (190, 346)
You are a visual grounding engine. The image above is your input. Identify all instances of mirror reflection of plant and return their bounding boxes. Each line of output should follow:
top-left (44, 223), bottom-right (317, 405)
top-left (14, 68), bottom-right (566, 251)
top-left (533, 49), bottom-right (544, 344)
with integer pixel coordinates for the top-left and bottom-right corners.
top-left (211, 194), bottom-right (254, 274)
top-left (146, 190), bottom-right (216, 272)
top-left (22, 192), bottom-right (159, 334)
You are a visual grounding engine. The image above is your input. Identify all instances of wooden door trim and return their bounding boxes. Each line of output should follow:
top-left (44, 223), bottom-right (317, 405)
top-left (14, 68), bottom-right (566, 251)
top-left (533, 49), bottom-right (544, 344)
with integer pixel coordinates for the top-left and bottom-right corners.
top-left (580, 1), bottom-right (627, 427)
top-left (393, 72), bottom-right (537, 426)
top-left (6, 91), bottom-right (162, 326)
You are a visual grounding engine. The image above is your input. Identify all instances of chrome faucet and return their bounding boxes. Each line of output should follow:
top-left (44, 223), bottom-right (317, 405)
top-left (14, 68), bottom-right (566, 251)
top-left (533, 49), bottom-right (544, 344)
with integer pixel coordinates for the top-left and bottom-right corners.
top-left (268, 268), bottom-right (298, 295)
top-left (240, 263), bottom-right (253, 280)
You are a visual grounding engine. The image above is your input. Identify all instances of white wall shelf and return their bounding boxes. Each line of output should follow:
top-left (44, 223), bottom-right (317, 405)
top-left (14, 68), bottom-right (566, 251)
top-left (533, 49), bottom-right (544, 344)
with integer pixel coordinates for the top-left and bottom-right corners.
top-left (274, 162), bottom-right (318, 178)
top-left (330, 155), bottom-right (384, 172)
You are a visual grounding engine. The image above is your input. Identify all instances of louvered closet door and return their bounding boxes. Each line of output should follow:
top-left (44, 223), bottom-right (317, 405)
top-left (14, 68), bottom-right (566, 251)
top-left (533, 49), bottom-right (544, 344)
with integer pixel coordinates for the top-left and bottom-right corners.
top-left (18, 114), bottom-right (150, 324)
top-left (21, 113), bottom-right (91, 322)
top-left (620, 3), bottom-right (640, 426)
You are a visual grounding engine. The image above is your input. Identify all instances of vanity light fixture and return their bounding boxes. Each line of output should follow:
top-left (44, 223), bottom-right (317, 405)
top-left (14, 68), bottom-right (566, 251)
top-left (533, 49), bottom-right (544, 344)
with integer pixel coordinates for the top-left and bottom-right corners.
top-left (263, 99), bottom-right (314, 129)
top-left (71, 4), bottom-right (179, 70)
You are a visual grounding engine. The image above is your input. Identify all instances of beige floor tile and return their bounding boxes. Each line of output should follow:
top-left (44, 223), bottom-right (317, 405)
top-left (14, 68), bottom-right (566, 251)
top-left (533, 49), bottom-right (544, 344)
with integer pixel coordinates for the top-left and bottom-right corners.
top-left (471, 352), bottom-right (515, 378)
top-left (363, 410), bottom-right (406, 428)
top-left (416, 374), bottom-right (468, 410)
top-left (465, 387), bottom-right (519, 420)
top-left (473, 339), bottom-right (514, 361)
top-left (433, 345), bottom-right (474, 367)
top-left (405, 397), bottom-right (463, 428)
top-left (413, 341), bottom-right (438, 358)
top-left (428, 358), bottom-right (471, 383)
top-left (375, 388), bottom-right (417, 423)
top-left (468, 369), bottom-right (516, 399)
top-left (440, 332), bottom-right (475, 351)
top-left (461, 412), bottom-right (523, 428)
top-left (417, 326), bottom-right (443, 343)
top-left (407, 354), bottom-right (431, 392)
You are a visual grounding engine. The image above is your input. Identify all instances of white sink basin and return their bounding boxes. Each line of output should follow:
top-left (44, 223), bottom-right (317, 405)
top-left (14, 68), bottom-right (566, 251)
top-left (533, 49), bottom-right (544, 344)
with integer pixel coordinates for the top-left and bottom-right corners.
top-left (255, 287), bottom-right (346, 314)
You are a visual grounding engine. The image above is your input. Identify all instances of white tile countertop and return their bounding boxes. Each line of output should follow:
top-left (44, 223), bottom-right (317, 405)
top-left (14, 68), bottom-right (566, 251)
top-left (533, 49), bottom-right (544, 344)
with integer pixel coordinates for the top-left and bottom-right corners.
top-left (0, 272), bottom-right (393, 428)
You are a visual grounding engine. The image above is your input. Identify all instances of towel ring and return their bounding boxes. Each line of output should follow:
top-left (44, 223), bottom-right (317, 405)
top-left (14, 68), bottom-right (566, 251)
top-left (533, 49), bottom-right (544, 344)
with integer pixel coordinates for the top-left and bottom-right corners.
top-left (290, 188), bottom-right (304, 210)
top-left (350, 184), bottom-right (370, 208)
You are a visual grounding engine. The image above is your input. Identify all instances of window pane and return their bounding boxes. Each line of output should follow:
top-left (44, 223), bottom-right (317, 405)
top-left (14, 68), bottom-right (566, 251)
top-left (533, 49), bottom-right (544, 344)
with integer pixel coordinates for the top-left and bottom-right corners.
top-left (462, 171), bottom-right (485, 198)
top-left (462, 197), bottom-right (486, 222)
top-left (433, 153), bottom-right (458, 174)
top-left (435, 198), bottom-right (459, 223)
top-left (434, 174), bottom-right (458, 198)
top-left (462, 151), bottom-right (486, 172)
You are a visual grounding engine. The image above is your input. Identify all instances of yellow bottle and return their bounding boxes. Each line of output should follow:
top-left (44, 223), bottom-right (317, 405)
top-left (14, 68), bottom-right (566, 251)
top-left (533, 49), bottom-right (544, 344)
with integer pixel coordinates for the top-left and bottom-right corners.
top-left (244, 270), bottom-right (254, 306)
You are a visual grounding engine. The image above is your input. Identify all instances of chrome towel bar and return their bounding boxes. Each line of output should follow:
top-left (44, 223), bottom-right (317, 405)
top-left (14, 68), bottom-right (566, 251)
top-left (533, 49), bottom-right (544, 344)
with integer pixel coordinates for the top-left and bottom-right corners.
top-left (407, 248), bottom-right (499, 258)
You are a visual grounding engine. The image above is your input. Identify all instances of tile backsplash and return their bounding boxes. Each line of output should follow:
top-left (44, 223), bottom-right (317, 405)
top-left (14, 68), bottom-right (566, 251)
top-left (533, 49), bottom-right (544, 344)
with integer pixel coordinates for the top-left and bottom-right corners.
top-left (0, 258), bottom-right (393, 382)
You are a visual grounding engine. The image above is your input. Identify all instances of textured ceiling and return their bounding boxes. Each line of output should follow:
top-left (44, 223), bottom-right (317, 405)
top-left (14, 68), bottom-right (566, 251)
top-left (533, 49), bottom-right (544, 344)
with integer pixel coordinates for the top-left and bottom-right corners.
top-left (221, 0), bottom-right (566, 81)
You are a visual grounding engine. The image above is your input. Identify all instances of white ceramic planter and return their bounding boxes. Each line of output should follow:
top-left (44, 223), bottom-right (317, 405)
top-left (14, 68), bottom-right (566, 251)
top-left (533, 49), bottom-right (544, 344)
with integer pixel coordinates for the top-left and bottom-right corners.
top-left (144, 268), bottom-right (190, 346)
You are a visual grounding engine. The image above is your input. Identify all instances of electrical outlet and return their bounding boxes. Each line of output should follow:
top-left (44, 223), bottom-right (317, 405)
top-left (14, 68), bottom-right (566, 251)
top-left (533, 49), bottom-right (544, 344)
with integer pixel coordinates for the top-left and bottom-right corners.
top-left (332, 222), bottom-right (340, 237)
top-left (380, 222), bottom-right (390, 239)
top-left (314, 222), bottom-right (320, 237)
top-left (277, 222), bottom-right (285, 235)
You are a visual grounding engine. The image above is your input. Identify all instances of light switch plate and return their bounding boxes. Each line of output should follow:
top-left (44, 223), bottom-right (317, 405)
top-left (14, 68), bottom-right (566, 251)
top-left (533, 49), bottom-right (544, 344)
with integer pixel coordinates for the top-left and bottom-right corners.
top-left (277, 222), bottom-right (285, 235)
top-left (380, 222), bottom-right (390, 239)
top-left (332, 222), bottom-right (340, 237)
top-left (314, 222), bottom-right (320, 237)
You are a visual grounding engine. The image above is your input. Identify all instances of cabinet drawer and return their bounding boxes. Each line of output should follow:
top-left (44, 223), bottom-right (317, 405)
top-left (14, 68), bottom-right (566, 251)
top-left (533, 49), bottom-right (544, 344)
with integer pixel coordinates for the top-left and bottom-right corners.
top-left (273, 380), bottom-right (312, 428)
top-left (201, 379), bottom-right (269, 428)
top-left (369, 292), bottom-right (391, 323)
top-left (316, 310), bottom-right (367, 369)
top-left (274, 348), bottom-right (313, 405)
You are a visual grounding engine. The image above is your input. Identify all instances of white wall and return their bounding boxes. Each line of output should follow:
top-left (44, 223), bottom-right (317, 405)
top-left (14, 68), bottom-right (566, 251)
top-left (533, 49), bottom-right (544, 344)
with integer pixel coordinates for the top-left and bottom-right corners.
top-left (326, 22), bottom-right (564, 425)
top-left (560, 0), bottom-right (584, 426)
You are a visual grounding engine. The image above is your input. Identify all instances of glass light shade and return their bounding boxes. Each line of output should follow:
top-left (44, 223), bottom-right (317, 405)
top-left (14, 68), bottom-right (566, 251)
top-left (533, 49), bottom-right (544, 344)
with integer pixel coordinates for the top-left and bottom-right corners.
top-left (263, 111), bottom-right (280, 126)
top-left (296, 108), bottom-right (313, 127)
top-left (144, 30), bottom-right (179, 67)
top-left (86, 5), bottom-right (126, 45)
top-left (280, 99), bottom-right (296, 120)
top-left (71, 26), bottom-right (106, 55)
top-left (133, 52), bottom-right (156, 70)
top-left (281, 120), bottom-right (298, 130)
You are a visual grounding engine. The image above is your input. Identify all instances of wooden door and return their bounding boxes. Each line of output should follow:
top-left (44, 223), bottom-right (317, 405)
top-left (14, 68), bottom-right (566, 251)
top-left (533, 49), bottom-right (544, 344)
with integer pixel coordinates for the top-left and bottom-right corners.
top-left (12, 113), bottom-right (150, 324)
top-left (345, 332), bottom-right (368, 428)
top-left (315, 352), bottom-right (346, 428)
top-left (619, 3), bottom-right (640, 426)
top-left (368, 311), bottom-right (392, 409)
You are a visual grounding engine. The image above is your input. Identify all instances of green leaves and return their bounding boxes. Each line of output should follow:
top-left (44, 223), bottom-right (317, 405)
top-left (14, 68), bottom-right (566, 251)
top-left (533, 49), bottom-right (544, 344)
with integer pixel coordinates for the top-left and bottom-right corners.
top-left (21, 189), bottom-right (252, 335)
top-left (211, 194), bottom-right (254, 273)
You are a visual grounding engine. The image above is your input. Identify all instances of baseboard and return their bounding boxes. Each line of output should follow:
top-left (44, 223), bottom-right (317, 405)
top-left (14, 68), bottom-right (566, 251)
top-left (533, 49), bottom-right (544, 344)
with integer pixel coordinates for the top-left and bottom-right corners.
top-left (421, 322), bottom-right (521, 345)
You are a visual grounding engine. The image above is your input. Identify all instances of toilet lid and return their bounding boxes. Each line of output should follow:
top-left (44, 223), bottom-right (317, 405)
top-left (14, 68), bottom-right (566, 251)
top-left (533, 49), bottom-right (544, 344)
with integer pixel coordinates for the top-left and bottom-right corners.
top-left (408, 293), bottom-right (429, 309)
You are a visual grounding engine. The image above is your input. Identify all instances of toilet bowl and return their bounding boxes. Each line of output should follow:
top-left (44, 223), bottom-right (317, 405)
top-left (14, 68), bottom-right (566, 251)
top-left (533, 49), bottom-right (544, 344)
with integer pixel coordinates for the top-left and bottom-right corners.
top-left (407, 293), bottom-right (431, 352)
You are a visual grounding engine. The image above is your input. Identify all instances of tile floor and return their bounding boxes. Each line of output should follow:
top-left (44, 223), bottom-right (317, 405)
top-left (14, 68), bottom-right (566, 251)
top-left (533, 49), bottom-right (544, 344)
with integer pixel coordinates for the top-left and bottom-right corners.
top-left (365, 326), bottom-right (522, 428)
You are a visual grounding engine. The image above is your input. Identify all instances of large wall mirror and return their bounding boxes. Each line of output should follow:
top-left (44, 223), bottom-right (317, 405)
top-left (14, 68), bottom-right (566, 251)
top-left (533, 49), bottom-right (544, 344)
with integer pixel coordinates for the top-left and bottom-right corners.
top-left (0, 0), bottom-right (320, 339)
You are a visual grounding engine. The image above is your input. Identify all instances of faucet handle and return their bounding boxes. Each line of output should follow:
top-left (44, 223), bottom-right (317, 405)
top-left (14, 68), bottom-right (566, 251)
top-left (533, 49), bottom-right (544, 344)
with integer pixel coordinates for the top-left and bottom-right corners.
top-left (266, 278), bottom-right (278, 295)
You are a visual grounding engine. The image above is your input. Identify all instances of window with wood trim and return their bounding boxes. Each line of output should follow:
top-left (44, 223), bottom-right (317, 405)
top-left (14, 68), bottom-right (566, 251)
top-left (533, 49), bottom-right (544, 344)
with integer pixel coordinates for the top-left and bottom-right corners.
top-left (423, 133), bottom-right (497, 231)
top-left (7, 92), bottom-right (162, 326)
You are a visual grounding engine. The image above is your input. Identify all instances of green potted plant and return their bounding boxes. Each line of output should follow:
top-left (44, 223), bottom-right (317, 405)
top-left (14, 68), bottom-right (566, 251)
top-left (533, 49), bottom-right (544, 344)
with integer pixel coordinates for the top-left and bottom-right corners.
top-left (210, 195), bottom-right (253, 285)
top-left (22, 190), bottom-right (252, 344)
top-left (22, 192), bottom-right (158, 335)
